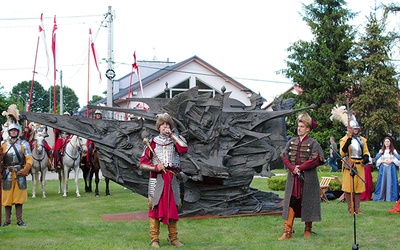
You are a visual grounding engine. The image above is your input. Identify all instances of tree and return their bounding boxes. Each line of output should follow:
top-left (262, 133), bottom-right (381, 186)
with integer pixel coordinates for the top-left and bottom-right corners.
top-left (10, 80), bottom-right (49, 113)
top-left (346, 7), bottom-right (400, 153)
top-left (90, 95), bottom-right (104, 104)
top-left (280, 0), bottom-right (356, 150)
top-left (49, 85), bottom-right (80, 115)
top-left (0, 84), bottom-right (13, 125)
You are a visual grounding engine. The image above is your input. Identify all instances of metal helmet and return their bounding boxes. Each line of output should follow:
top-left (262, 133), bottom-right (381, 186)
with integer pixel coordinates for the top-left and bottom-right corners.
top-left (63, 111), bottom-right (71, 116)
top-left (349, 120), bottom-right (360, 129)
top-left (95, 110), bottom-right (102, 115)
top-left (8, 123), bottom-right (21, 138)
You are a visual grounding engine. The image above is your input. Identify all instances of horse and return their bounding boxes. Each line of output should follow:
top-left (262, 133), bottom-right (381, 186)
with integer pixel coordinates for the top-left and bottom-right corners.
top-left (30, 132), bottom-right (49, 198)
top-left (61, 135), bottom-right (87, 197)
top-left (80, 140), bottom-right (110, 197)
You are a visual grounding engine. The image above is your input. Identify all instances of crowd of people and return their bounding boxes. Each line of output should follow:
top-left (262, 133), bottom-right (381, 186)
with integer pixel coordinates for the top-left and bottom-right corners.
top-left (2, 103), bottom-right (400, 247)
top-left (278, 111), bottom-right (400, 242)
top-left (0, 107), bottom-right (142, 228)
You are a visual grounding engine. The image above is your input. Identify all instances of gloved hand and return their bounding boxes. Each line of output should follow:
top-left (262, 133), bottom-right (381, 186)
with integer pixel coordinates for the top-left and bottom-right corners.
top-left (18, 163), bottom-right (32, 176)
top-left (342, 138), bottom-right (352, 153)
top-left (362, 154), bottom-right (369, 165)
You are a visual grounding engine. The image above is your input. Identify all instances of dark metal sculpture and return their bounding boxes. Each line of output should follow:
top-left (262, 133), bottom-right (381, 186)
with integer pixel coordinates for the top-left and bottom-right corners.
top-left (21, 87), bottom-right (314, 217)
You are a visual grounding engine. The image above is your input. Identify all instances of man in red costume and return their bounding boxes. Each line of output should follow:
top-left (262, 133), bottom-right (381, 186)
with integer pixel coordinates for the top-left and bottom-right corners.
top-left (53, 112), bottom-right (72, 169)
top-left (139, 113), bottom-right (188, 248)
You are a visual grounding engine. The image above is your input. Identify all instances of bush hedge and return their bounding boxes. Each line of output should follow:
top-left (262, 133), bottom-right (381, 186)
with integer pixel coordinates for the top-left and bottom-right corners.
top-left (266, 173), bottom-right (376, 191)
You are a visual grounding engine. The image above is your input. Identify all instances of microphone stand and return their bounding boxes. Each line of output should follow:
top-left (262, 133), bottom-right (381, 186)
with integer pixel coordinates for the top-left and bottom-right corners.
top-left (330, 144), bottom-right (365, 250)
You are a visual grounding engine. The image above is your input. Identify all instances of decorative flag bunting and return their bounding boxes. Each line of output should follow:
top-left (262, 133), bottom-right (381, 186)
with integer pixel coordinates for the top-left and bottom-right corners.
top-left (39, 13), bottom-right (50, 77)
top-left (89, 28), bottom-right (102, 82)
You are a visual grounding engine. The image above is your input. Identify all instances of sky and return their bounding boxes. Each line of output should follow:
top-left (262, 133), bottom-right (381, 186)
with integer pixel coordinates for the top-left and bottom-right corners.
top-left (0, 0), bottom-right (398, 108)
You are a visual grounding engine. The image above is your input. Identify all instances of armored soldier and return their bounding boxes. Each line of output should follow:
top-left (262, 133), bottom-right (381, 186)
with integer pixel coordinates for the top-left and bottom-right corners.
top-left (94, 109), bottom-right (102, 120)
top-left (339, 119), bottom-right (370, 214)
top-left (1, 123), bottom-right (33, 226)
top-left (139, 113), bottom-right (188, 248)
top-left (279, 112), bottom-right (324, 241)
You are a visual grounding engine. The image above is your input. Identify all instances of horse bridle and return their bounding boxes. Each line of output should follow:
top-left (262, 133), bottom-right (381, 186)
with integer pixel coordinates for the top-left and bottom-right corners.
top-left (64, 136), bottom-right (84, 162)
top-left (32, 138), bottom-right (47, 169)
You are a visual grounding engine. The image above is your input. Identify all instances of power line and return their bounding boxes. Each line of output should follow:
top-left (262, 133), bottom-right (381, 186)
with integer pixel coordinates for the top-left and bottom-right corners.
top-left (0, 62), bottom-right (292, 85)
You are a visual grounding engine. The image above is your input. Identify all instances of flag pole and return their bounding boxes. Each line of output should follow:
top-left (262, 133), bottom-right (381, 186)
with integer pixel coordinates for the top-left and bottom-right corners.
top-left (51, 15), bottom-right (57, 115)
top-left (29, 36), bottom-right (40, 113)
top-left (87, 28), bottom-right (91, 118)
top-left (125, 55), bottom-right (134, 120)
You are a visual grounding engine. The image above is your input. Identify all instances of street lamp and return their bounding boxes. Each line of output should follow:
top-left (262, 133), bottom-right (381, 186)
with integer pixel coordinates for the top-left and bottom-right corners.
top-left (33, 71), bottom-right (52, 113)
top-left (14, 92), bottom-right (47, 112)
top-left (13, 94), bottom-right (28, 111)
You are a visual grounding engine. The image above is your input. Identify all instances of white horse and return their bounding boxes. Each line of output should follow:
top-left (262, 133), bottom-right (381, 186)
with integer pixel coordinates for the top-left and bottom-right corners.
top-left (31, 132), bottom-right (49, 198)
top-left (61, 135), bottom-right (87, 197)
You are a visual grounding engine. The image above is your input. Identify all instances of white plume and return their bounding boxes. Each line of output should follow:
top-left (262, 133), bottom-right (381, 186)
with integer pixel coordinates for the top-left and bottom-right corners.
top-left (330, 105), bottom-right (349, 127)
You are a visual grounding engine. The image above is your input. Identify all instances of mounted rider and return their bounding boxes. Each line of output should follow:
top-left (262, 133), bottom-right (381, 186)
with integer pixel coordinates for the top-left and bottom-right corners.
top-left (25, 122), bottom-right (54, 171)
top-left (53, 111), bottom-right (73, 169)
top-left (84, 110), bottom-right (102, 166)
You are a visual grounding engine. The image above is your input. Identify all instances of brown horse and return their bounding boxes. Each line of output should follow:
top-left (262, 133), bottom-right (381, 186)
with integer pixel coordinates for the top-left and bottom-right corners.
top-left (80, 141), bottom-right (110, 197)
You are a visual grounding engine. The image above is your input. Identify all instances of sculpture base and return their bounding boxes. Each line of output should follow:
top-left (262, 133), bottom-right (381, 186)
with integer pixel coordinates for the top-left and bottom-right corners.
top-left (100, 210), bottom-right (282, 221)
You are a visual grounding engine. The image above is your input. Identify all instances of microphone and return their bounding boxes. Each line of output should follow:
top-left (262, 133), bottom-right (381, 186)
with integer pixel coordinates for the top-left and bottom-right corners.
top-left (166, 131), bottom-right (170, 135)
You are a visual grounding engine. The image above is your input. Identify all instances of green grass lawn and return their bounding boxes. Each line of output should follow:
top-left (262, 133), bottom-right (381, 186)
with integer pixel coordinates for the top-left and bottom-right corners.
top-left (0, 168), bottom-right (398, 250)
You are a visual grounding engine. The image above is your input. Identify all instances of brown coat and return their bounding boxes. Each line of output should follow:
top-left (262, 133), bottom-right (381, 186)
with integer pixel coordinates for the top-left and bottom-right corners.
top-left (281, 136), bottom-right (324, 222)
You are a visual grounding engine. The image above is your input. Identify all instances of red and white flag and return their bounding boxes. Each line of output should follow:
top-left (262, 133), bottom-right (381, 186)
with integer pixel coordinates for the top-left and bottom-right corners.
top-left (39, 13), bottom-right (50, 77)
top-left (133, 51), bottom-right (144, 97)
top-left (89, 28), bottom-right (102, 82)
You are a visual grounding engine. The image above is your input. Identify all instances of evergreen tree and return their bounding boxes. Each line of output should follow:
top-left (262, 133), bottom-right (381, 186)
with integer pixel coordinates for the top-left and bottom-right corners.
top-left (347, 7), bottom-right (400, 152)
top-left (0, 84), bottom-right (12, 125)
top-left (281, 0), bottom-right (356, 149)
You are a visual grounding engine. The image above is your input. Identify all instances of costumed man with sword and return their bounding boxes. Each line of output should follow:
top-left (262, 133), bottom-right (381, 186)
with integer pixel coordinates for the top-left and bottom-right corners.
top-left (139, 113), bottom-right (188, 248)
top-left (278, 112), bottom-right (325, 241)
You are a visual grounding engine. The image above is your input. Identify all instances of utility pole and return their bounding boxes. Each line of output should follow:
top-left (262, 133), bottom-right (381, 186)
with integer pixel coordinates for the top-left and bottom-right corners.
top-left (60, 70), bottom-right (63, 114)
top-left (105, 6), bottom-right (115, 120)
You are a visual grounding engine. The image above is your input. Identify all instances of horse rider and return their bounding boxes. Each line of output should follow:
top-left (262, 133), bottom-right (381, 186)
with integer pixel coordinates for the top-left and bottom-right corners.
top-left (25, 123), bottom-right (55, 171)
top-left (53, 111), bottom-right (72, 169)
top-left (129, 114), bottom-right (138, 121)
top-left (1, 123), bottom-right (33, 226)
top-left (83, 110), bottom-right (102, 167)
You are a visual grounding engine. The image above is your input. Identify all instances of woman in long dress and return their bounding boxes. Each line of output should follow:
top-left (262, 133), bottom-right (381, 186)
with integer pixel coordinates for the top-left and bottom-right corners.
top-left (373, 137), bottom-right (400, 202)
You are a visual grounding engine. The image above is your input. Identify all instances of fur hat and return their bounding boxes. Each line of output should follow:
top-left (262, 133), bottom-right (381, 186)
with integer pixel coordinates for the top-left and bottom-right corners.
top-left (156, 113), bottom-right (174, 130)
top-left (296, 112), bottom-right (318, 130)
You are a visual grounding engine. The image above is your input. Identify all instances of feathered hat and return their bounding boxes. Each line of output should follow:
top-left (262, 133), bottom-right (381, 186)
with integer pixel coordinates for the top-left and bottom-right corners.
top-left (330, 105), bottom-right (359, 129)
top-left (296, 112), bottom-right (318, 130)
top-left (2, 104), bottom-right (20, 125)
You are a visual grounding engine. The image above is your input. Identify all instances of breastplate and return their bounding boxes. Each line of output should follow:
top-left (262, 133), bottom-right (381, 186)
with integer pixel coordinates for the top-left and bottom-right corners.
top-left (4, 141), bottom-right (23, 165)
top-left (152, 136), bottom-right (180, 168)
top-left (349, 139), bottom-right (362, 158)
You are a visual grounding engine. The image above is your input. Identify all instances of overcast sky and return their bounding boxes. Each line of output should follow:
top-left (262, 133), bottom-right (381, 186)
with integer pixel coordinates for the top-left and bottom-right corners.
top-left (0, 0), bottom-right (398, 107)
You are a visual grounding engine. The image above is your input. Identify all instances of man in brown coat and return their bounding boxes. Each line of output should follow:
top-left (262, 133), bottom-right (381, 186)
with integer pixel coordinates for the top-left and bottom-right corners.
top-left (278, 112), bottom-right (324, 241)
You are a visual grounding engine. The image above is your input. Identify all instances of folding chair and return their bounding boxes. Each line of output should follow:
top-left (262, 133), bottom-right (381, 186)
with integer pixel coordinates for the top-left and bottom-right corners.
top-left (320, 177), bottom-right (332, 203)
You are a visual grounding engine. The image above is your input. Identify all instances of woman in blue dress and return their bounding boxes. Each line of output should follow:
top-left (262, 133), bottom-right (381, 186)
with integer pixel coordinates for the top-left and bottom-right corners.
top-left (374, 137), bottom-right (400, 202)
